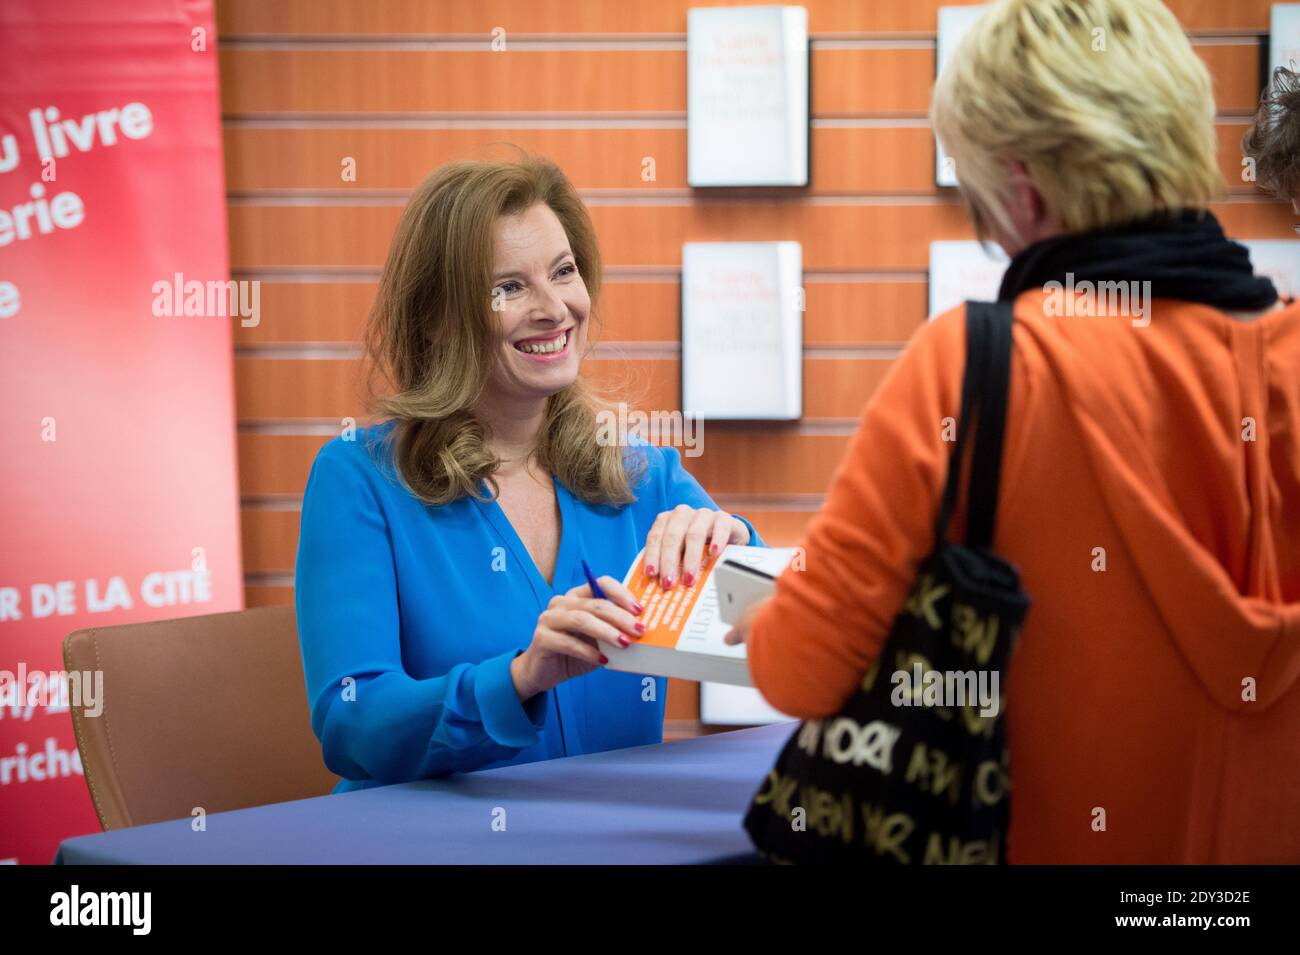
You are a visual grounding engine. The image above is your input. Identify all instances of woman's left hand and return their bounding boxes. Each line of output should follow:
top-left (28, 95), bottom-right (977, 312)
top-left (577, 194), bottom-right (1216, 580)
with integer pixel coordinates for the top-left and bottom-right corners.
top-left (643, 505), bottom-right (750, 590)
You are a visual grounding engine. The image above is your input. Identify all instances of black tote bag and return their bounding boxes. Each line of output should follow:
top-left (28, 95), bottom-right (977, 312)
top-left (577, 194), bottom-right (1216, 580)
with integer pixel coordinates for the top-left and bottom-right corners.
top-left (742, 300), bottom-right (1032, 864)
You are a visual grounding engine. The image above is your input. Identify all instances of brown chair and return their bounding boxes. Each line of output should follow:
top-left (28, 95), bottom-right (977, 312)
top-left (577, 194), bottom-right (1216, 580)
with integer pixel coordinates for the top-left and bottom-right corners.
top-left (63, 603), bottom-right (338, 830)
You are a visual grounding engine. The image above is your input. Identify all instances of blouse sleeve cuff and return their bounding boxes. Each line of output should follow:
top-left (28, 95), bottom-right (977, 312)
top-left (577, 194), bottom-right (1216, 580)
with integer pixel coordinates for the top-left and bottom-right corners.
top-left (731, 513), bottom-right (764, 548)
top-left (472, 649), bottom-right (547, 748)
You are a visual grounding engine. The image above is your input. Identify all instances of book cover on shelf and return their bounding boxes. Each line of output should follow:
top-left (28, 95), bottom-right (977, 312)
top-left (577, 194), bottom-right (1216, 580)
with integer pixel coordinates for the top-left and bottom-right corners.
top-left (681, 240), bottom-right (804, 421)
top-left (686, 4), bottom-right (809, 187)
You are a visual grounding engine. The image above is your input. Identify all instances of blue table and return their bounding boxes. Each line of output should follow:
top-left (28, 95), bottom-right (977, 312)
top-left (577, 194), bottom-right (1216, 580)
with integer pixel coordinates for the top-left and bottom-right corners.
top-left (54, 722), bottom-right (795, 864)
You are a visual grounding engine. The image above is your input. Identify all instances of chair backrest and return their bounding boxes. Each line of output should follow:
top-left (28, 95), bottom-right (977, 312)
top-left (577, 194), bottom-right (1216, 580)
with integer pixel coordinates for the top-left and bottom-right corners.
top-left (63, 603), bottom-right (338, 830)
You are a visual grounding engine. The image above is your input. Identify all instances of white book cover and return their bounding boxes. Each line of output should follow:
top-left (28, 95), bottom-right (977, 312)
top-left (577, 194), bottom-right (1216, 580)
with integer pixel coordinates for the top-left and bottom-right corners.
top-left (928, 240), bottom-right (1009, 318)
top-left (935, 5), bottom-right (989, 187)
top-left (602, 544), bottom-right (800, 687)
top-left (701, 681), bottom-right (793, 726)
top-left (687, 5), bottom-right (809, 186)
top-left (1271, 4), bottom-right (1300, 77)
top-left (682, 241), bottom-right (803, 419)
top-left (1242, 239), bottom-right (1300, 300)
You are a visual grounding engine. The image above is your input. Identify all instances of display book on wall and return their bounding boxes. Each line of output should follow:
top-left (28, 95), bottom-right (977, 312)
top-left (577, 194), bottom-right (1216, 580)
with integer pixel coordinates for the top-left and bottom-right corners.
top-left (680, 240), bottom-right (803, 421)
top-left (682, 3), bottom-right (807, 416)
top-left (935, 5), bottom-right (990, 188)
top-left (1273, 4), bottom-right (1300, 81)
top-left (686, 4), bottom-right (809, 187)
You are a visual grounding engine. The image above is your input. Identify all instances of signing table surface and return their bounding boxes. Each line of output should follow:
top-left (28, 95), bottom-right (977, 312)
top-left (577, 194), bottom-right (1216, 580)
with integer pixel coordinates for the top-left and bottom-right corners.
top-left (53, 722), bottom-right (794, 864)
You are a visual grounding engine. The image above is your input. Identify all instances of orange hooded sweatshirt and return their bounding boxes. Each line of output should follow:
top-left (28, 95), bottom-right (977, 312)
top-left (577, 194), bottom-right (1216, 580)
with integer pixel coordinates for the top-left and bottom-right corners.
top-left (747, 291), bottom-right (1300, 863)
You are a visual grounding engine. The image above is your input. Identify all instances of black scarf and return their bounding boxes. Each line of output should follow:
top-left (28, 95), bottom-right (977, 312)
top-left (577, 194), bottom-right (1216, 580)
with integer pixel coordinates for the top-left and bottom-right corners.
top-left (996, 209), bottom-right (1280, 311)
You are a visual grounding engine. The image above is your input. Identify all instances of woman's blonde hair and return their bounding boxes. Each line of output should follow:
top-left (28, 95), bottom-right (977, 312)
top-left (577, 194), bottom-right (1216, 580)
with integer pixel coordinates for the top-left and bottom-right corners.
top-left (930, 0), bottom-right (1223, 243)
top-left (363, 153), bottom-right (643, 507)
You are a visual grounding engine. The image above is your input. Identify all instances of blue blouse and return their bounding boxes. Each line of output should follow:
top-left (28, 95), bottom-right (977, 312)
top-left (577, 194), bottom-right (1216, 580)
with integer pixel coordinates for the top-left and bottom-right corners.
top-left (294, 421), bottom-right (763, 793)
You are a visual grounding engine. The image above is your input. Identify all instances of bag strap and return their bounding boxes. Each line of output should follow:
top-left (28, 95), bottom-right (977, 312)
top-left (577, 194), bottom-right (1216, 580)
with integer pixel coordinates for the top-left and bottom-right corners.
top-left (934, 300), bottom-right (1015, 551)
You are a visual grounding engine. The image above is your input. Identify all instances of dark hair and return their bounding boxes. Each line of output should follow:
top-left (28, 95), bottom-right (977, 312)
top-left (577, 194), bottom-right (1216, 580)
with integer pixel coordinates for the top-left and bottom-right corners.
top-left (1242, 66), bottom-right (1300, 201)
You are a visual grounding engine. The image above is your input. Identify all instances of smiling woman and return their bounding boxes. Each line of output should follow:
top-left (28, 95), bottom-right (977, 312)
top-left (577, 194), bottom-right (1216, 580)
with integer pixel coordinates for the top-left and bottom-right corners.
top-left (292, 154), bottom-right (762, 792)
top-left (361, 156), bottom-right (622, 508)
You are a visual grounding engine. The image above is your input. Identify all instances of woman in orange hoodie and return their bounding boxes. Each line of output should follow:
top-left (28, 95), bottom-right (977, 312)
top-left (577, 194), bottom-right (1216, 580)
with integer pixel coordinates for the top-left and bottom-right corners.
top-left (728, 0), bottom-right (1300, 863)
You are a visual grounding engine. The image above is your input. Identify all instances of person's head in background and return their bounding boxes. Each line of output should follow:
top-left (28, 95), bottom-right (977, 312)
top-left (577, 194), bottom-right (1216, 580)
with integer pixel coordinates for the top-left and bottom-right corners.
top-left (1242, 66), bottom-right (1300, 225)
top-left (930, 0), bottom-right (1222, 257)
top-left (365, 154), bottom-right (640, 507)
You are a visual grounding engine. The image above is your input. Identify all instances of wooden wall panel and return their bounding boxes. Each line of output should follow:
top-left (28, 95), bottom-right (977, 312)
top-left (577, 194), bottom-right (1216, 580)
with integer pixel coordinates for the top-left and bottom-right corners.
top-left (228, 200), bottom-right (1294, 272)
top-left (224, 122), bottom-right (1257, 196)
top-left (237, 434), bottom-right (325, 498)
top-left (242, 508), bottom-right (300, 571)
top-left (218, 44), bottom-right (1262, 116)
top-left (216, 0), bottom-right (1276, 36)
top-left (218, 50), bottom-right (691, 114)
top-left (235, 281), bottom-right (374, 344)
top-left (246, 584), bottom-right (293, 608)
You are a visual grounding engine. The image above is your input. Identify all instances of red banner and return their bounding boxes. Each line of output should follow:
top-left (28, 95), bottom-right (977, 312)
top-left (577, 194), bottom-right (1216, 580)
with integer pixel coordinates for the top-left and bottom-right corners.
top-left (0, 0), bottom-right (242, 864)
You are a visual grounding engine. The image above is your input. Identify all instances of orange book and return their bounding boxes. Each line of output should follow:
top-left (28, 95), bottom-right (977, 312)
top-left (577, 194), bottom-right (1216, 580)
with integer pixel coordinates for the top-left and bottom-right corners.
top-left (602, 545), bottom-right (799, 686)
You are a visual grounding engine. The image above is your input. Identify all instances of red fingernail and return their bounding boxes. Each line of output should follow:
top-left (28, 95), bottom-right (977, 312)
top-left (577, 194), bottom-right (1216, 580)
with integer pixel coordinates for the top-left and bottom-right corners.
top-left (618, 636), bottom-right (630, 648)
top-left (683, 571), bottom-right (694, 586)
top-left (635, 621), bottom-right (646, 634)
top-left (599, 654), bottom-right (609, 665)
top-left (645, 565), bottom-right (657, 578)
top-left (710, 544), bottom-right (719, 555)
top-left (633, 602), bottom-right (645, 615)
top-left (662, 576), bottom-right (674, 590)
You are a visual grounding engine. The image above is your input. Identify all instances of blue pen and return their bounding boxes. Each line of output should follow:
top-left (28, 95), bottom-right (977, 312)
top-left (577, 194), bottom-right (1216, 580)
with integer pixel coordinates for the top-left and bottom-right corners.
top-left (581, 558), bottom-right (607, 599)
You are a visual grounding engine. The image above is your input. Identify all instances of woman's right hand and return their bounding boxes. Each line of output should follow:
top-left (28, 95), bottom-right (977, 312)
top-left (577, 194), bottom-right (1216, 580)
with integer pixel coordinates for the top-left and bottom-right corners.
top-left (510, 576), bottom-right (646, 701)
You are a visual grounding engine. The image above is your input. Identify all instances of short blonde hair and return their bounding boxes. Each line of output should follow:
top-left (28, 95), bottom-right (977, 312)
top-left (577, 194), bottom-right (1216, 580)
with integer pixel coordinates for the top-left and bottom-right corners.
top-left (930, 0), bottom-right (1222, 243)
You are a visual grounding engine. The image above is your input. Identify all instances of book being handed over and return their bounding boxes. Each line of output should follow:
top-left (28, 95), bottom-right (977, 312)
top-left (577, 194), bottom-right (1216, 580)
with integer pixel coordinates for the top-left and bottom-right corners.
top-left (602, 545), bottom-right (800, 687)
